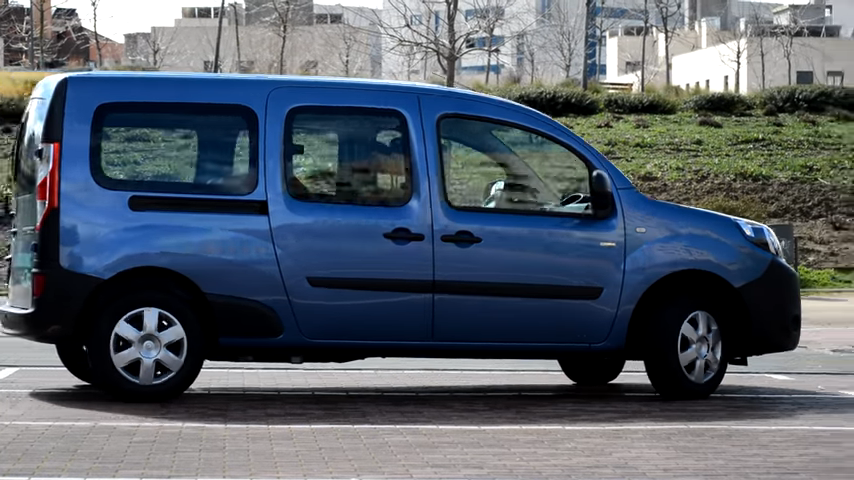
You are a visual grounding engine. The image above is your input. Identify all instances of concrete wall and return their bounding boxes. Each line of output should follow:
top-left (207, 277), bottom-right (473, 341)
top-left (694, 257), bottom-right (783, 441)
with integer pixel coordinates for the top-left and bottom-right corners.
top-left (671, 35), bottom-right (854, 92)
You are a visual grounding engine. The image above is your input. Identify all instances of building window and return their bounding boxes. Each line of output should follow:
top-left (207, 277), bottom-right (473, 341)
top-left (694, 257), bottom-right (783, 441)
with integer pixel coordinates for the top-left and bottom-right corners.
top-left (465, 36), bottom-right (506, 49)
top-left (796, 70), bottom-right (814, 85)
top-left (91, 103), bottom-right (258, 196)
top-left (723, 75), bottom-right (729, 91)
top-left (285, 107), bottom-right (412, 207)
top-left (315, 13), bottom-right (344, 24)
top-left (625, 61), bottom-right (641, 74)
top-left (410, 14), bottom-right (422, 25)
top-left (464, 6), bottom-right (505, 21)
top-left (203, 60), bottom-right (223, 73)
top-left (827, 71), bottom-right (844, 86)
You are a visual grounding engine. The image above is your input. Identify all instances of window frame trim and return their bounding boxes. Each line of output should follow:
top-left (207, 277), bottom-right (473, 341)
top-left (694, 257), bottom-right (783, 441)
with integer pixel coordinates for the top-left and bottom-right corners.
top-left (435, 113), bottom-right (602, 220)
top-left (282, 104), bottom-right (415, 208)
top-left (89, 101), bottom-right (260, 197)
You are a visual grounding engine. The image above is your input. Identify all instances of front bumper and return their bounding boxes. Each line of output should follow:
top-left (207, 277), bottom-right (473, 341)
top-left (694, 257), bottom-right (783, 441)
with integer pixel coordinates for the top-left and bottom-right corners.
top-left (735, 256), bottom-right (801, 357)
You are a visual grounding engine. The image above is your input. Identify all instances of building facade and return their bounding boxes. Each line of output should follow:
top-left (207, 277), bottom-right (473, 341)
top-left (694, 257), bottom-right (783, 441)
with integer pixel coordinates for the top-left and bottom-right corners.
top-left (124, 2), bottom-right (381, 78)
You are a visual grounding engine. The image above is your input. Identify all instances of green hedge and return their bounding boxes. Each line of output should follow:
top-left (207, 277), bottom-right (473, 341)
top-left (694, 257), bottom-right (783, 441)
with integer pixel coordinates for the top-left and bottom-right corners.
top-left (601, 93), bottom-right (679, 114)
top-left (759, 85), bottom-right (853, 114)
top-left (683, 92), bottom-right (755, 115)
top-left (489, 85), bottom-right (602, 116)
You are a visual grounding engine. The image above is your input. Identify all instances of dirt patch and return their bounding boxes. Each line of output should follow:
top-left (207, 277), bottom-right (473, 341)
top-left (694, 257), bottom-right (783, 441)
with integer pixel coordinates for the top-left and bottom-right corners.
top-left (635, 176), bottom-right (854, 268)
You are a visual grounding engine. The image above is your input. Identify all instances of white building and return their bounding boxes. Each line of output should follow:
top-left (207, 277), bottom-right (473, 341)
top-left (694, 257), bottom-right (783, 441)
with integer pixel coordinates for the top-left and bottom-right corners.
top-left (605, 0), bottom-right (854, 91)
top-left (124, 3), bottom-right (382, 78)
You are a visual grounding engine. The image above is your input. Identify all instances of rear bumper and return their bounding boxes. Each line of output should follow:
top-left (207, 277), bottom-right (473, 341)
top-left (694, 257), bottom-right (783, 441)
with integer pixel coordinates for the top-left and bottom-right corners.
top-left (1, 269), bottom-right (102, 344)
top-left (735, 256), bottom-right (801, 357)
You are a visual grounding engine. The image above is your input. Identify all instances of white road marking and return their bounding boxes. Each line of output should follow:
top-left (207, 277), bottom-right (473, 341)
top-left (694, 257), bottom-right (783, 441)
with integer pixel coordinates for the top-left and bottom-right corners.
top-left (0, 368), bottom-right (19, 380)
top-left (1, 420), bottom-right (853, 431)
top-left (0, 366), bottom-right (812, 377)
top-left (0, 388), bottom-right (848, 399)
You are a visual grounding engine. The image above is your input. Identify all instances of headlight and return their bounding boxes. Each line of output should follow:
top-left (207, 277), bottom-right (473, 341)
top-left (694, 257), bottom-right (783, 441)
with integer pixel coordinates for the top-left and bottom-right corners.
top-left (734, 218), bottom-right (784, 259)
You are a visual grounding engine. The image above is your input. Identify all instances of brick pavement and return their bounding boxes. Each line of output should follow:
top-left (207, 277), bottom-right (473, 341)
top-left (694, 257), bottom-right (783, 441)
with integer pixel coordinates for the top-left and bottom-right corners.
top-left (0, 368), bottom-right (853, 478)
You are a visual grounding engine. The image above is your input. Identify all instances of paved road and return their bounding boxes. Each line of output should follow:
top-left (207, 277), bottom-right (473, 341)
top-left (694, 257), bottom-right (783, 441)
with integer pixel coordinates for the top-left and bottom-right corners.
top-left (0, 295), bottom-right (852, 479)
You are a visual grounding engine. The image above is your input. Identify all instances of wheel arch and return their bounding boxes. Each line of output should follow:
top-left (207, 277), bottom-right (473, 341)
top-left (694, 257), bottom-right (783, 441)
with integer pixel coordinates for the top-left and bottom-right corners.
top-left (624, 268), bottom-right (749, 361)
top-left (72, 266), bottom-right (218, 353)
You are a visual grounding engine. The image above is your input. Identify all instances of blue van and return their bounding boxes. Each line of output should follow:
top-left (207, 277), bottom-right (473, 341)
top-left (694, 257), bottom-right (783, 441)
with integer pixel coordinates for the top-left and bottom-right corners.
top-left (1, 72), bottom-right (800, 401)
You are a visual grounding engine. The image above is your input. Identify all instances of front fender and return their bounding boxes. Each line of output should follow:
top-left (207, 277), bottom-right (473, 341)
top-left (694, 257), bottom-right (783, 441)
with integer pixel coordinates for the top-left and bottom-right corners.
top-left (594, 189), bottom-right (772, 349)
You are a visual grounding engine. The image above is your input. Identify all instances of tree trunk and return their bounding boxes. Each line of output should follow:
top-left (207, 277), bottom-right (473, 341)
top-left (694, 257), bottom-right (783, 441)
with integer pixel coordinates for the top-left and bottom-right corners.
top-left (759, 40), bottom-right (766, 90)
top-left (93, 5), bottom-right (103, 67)
top-left (641, 1), bottom-right (648, 92)
top-left (234, 3), bottom-right (242, 72)
top-left (213, 0), bottom-right (226, 73)
top-left (485, 48), bottom-right (493, 84)
top-left (38, 1), bottom-right (45, 70)
top-left (786, 57), bottom-right (792, 85)
top-left (279, 34), bottom-right (287, 75)
top-left (445, 53), bottom-right (457, 87)
top-left (664, 30), bottom-right (671, 86)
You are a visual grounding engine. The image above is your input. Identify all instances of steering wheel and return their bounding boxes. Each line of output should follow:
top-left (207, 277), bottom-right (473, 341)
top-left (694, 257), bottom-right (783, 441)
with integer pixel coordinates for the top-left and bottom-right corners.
top-left (560, 192), bottom-right (588, 206)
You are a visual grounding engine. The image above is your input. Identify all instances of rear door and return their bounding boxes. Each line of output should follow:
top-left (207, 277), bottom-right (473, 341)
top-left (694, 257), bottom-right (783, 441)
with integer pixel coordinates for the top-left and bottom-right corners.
top-left (265, 87), bottom-right (433, 342)
top-left (7, 98), bottom-right (47, 309)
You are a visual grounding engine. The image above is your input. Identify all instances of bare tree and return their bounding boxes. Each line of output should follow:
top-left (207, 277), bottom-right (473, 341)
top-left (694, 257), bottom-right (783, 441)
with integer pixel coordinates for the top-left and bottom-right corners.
top-left (542, 0), bottom-right (583, 81)
top-left (716, 24), bottom-right (748, 93)
top-left (773, 22), bottom-right (800, 86)
top-left (518, 31), bottom-right (539, 84)
top-left (317, 21), bottom-right (371, 77)
top-left (466, 0), bottom-right (516, 85)
top-left (89, 0), bottom-right (103, 67)
top-left (652, 0), bottom-right (681, 87)
top-left (745, 5), bottom-right (771, 90)
top-left (368, 0), bottom-right (480, 87)
top-left (144, 28), bottom-right (177, 69)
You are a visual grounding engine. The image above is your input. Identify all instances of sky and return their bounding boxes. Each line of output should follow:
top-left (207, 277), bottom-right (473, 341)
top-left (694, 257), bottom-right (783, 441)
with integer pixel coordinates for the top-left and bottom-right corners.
top-left (48, 0), bottom-right (381, 42)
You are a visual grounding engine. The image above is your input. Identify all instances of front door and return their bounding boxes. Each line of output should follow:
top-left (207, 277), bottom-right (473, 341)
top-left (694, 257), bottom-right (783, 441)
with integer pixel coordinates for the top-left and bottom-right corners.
top-left (266, 87), bottom-right (433, 342)
top-left (420, 98), bottom-right (625, 344)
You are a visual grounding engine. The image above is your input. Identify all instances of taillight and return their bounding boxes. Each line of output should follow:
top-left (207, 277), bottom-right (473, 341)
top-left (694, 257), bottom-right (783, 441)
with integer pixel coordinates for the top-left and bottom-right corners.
top-left (33, 272), bottom-right (45, 298)
top-left (35, 142), bottom-right (60, 231)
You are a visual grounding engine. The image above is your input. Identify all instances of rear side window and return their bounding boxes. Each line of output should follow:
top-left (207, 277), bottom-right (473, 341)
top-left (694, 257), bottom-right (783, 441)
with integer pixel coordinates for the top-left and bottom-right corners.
top-left (91, 103), bottom-right (259, 195)
top-left (284, 106), bottom-right (412, 207)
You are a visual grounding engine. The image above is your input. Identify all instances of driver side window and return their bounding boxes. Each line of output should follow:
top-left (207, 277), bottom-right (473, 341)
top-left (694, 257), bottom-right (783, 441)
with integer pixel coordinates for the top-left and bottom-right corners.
top-left (439, 117), bottom-right (591, 214)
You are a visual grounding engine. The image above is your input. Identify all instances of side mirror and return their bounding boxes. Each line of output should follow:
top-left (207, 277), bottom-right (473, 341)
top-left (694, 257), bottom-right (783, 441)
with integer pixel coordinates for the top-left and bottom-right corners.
top-left (590, 169), bottom-right (614, 219)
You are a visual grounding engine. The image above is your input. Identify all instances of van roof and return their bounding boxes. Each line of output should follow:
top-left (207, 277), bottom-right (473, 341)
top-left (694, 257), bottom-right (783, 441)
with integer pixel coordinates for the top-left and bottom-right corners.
top-left (47, 70), bottom-right (529, 109)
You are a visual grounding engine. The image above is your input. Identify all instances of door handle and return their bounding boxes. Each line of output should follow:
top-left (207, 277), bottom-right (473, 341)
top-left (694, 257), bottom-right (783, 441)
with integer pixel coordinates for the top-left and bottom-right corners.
top-left (383, 227), bottom-right (425, 242)
top-left (440, 230), bottom-right (482, 245)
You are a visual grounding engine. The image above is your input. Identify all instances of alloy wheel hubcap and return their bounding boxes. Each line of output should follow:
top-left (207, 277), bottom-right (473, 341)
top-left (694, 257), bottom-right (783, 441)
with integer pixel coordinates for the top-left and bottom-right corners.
top-left (678, 310), bottom-right (722, 384)
top-left (109, 307), bottom-right (187, 386)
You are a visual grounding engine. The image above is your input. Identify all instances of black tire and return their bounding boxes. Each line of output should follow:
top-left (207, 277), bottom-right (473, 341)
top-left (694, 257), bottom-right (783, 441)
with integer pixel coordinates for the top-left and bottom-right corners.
top-left (643, 296), bottom-right (728, 400)
top-left (558, 356), bottom-right (625, 386)
top-left (86, 290), bottom-right (205, 402)
top-left (55, 341), bottom-right (94, 385)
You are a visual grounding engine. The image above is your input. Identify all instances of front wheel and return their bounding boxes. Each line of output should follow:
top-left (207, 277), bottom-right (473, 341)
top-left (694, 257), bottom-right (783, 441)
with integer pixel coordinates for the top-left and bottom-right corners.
top-left (643, 299), bottom-right (727, 400)
top-left (558, 356), bottom-right (625, 386)
top-left (86, 290), bottom-right (205, 402)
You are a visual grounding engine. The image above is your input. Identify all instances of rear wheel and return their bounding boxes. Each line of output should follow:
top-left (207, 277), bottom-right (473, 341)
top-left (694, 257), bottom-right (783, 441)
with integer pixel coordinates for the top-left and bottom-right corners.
top-left (86, 290), bottom-right (205, 402)
top-left (643, 298), bottom-right (727, 400)
top-left (55, 341), bottom-right (94, 385)
top-left (558, 356), bottom-right (625, 386)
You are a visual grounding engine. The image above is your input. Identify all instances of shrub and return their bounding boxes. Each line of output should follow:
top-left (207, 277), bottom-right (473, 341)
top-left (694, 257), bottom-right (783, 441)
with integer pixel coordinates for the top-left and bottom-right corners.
top-left (0, 95), bottom-right (26, 123)
top-left (492, 85), bottom-right (602, 116)
top-left (601, 93), bottom-right (679, 114)
top-left (696, 115), bottom-right (723, 128)
top-left (683, 92), bottom-right (754, 115)
top-left (633, 117), bottom-right (650, 129)
top-left (798, 266), bottom-right (853, 289)
top-left (759, 85), bottom-right (853, 114)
